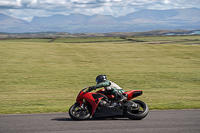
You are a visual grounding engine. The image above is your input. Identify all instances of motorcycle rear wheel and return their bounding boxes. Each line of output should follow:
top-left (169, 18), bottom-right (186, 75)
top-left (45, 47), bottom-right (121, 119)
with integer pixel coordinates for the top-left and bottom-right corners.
top-left (69, 103), bottom-right (91, 120)
top-left (124, 100), bottom-right (148, 120)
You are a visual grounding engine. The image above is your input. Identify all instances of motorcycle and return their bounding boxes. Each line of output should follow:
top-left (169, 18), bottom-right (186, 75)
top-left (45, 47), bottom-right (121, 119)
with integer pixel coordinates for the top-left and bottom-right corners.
top-left (69, 86), bottom-right (148, 120)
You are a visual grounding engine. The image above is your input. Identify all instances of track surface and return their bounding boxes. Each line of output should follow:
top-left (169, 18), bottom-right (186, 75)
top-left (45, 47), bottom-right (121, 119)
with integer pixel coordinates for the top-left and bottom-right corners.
top-left (0, 110), bottom-right (199, 133)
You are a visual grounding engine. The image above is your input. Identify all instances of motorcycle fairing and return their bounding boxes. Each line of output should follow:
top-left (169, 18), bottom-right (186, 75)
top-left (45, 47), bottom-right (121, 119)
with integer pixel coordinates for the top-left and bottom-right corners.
top-left (92, 93), bottom-right (107, 101)
top-left (76, 90), bottom-right (107, 115)
top-left (95, 89), bottom-right (114, 99)
top-left (92, 106), bottom-right (123, 118)
top-left (92, 100), bottom-right (137, 118)
top-left (96, 89), bottom-right (142, 100)
top-left (123, 90), bottom-right (142, 100)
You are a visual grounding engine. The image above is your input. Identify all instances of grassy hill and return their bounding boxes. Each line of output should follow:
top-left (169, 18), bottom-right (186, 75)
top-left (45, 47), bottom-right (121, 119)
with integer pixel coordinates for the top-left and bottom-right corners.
top-left (0, 35), bottom-right (200, 114)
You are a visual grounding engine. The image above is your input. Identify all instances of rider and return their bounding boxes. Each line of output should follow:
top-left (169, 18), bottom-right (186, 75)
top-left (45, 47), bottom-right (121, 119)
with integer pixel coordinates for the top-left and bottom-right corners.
top-left (89, 75), bottom-right (127, 103)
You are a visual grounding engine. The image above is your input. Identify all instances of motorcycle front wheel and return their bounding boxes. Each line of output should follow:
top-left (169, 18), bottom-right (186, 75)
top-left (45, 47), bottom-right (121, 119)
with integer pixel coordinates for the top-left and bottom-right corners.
top-left (124, 100), bottom-right (149, 120)
top-left (69, 103), bottom-right (91, 121)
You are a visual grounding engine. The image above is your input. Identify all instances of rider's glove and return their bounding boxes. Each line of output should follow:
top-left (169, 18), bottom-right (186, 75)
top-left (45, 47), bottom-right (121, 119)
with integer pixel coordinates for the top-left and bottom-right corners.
top-left (88, 86), bottom-right (96, 91)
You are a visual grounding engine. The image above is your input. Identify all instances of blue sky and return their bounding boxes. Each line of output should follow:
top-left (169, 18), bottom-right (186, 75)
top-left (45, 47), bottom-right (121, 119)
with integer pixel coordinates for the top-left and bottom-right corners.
top-left (0, 0), bottom-right (200, 22)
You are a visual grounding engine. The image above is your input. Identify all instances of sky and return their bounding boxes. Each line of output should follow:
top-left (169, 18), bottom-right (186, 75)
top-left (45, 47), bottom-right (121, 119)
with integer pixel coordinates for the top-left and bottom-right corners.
top-left (0, 0), bottom-right (200, 22)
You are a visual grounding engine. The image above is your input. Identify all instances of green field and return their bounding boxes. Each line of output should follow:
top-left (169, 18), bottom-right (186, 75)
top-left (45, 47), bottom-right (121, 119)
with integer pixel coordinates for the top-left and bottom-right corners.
top-left (0, 35), bottom-right (200, 114)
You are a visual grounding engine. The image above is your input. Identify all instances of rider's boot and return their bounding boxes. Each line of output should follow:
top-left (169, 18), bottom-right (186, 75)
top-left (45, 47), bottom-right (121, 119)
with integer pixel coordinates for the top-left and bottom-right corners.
top-left (114, 91), bottom-right (127, 104)
top-left (119, 96), bottom-right (127, 103)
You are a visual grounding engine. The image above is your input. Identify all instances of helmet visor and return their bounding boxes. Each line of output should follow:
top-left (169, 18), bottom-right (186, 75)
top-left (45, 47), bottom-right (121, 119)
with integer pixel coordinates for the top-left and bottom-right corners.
top-left (96, 78), bottom-right (99, 83)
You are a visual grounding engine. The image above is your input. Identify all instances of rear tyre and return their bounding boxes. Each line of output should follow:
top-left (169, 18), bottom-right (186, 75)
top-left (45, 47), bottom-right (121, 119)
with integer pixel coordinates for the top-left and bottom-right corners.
top-left (69, 103), bottom-right (91, 121)
top-left (124, 100), bottom-right (148, 120)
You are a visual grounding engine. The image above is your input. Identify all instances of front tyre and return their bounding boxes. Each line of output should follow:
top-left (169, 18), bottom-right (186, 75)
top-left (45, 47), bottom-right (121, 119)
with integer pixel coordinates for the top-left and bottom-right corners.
top-left (69, 103), bottom-right (91, 121)
top-left (124, 100), bottom-right (148, 120)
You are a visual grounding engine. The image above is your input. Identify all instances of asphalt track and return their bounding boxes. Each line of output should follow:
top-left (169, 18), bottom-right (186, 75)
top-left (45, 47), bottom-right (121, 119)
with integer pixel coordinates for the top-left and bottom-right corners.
top-left (0, 110), bottom-right (199, 133)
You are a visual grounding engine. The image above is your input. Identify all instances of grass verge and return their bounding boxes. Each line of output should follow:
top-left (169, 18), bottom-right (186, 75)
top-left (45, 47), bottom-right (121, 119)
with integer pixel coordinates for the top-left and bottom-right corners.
top-left (0, 35), bottom-right (200, 114)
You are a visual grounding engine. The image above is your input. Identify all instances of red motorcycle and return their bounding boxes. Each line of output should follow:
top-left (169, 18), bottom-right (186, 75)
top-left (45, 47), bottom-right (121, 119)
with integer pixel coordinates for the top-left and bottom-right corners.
top-left (69, 86), bottom-right (148, 120)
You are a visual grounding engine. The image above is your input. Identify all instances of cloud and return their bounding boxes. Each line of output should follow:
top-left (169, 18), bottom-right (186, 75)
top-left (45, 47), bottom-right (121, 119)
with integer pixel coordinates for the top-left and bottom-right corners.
top-left (0, 0), bottom-right (200, 21)
top-left (1, 0), bottom-right (200, 10)
top-left (0, 0), bottom-right (21, 8)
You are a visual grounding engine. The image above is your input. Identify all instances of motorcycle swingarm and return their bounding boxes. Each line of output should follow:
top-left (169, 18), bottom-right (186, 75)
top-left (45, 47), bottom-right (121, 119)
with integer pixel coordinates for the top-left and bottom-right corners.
top-left (122, 101), bottom-right (138, 108)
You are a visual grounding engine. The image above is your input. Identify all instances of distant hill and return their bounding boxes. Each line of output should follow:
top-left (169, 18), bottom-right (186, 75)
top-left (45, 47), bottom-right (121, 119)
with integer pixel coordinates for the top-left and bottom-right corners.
top-left (0, 13), bottom-right (27, 24)
top-left (0, 8), bottom-right (200, 33)
top-left (31, 13), bottom-right (116, 25)
top-left (117, 9), bottom-right (179, 21)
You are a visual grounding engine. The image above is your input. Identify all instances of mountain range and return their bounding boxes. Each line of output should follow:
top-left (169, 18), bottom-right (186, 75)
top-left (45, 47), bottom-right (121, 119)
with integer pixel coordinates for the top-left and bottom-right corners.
top-left (0, 8), bottom-right (200, 33)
